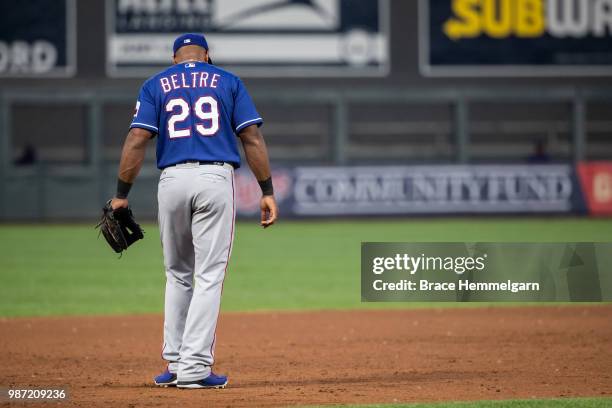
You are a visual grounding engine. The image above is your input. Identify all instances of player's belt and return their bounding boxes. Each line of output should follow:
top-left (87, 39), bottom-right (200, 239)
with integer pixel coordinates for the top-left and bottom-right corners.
top-left (167, 160), bottom-right (234, 169)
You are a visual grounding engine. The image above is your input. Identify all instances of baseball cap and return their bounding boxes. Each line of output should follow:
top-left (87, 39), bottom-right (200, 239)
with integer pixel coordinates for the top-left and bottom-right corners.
top-left (173, 33), bottom-right (209, 55)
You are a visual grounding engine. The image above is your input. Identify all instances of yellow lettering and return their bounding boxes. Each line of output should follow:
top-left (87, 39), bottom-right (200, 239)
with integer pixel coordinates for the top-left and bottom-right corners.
top-left (443, 0), bottom-right (482, 40)
top-left (516, 0), bottom-right (545, 37)
top-left (442, 0), bottom-right (547, 40)
top-left (482, 0), bottom-right (513, 38)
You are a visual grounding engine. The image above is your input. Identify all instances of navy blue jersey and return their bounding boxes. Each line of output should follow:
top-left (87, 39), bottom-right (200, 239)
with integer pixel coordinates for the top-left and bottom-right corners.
top-left (130, 61), bottom-right (262, 169)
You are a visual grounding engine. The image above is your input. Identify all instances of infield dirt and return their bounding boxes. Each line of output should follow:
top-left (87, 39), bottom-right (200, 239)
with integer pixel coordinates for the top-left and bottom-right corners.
top-left (1, 306), bottom-right (611, 407)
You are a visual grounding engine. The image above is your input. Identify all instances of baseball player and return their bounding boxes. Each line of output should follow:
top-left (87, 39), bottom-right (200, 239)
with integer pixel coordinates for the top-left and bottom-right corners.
top-left (110, 33), bottom-right (278, 389)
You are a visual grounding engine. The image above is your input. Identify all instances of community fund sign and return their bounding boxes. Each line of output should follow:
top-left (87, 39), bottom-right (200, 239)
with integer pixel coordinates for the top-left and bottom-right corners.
top-left (233, 164), bottom-right (583, 217)
top-left (420, 0), bottom-right (612, 76)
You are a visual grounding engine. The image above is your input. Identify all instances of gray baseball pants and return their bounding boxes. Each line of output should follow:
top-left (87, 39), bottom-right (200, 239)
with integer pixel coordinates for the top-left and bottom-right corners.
top-left (157, 162), bottom-right (235, 381)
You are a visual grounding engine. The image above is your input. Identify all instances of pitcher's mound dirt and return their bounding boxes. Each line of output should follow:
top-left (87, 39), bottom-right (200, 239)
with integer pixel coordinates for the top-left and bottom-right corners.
top-left (1, 306), bottom-right (611, 407)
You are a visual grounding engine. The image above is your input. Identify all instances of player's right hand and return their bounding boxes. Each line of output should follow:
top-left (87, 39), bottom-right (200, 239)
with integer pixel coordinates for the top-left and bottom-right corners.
top-left (111, 197), bottom-right (129, 210)
top-left (260, 196), bottom-right (278, 228)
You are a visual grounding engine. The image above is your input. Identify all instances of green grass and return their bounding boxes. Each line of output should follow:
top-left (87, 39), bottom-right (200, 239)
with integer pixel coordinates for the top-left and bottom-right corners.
top-left (0, 218), bottom-right (611, 317)
top-left (302, 397), bottom-right (612, 408)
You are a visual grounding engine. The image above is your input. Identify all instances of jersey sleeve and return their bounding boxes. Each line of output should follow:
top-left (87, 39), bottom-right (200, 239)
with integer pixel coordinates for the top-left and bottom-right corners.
top-left (232, 78), bottom-right (263, 133)
top-left (130, 81), bottom-right (159, 134)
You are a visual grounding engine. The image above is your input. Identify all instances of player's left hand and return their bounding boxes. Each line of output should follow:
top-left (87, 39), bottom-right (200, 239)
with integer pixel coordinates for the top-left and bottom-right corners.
top-left (111, 197), bottom-right (129, 210)
top-left (260, 195), bottom-right (278, 228)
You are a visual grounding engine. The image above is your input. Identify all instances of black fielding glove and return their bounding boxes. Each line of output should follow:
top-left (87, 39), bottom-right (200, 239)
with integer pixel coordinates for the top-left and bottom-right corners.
top-left (96, 200), bottom-right (144, 254)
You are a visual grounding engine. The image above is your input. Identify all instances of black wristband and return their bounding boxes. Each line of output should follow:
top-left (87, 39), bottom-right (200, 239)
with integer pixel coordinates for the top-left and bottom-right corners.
top-left (116, 179), bottom-right (133, 199)
top-left (258, 177), bottom-right (274, 196)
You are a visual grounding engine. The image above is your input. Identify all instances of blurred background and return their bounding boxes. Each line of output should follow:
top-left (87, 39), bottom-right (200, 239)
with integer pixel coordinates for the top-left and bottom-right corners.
top-left (0, 0), bottom-right (611, 220)
top-left (2, 6), bottom-right (612, 408)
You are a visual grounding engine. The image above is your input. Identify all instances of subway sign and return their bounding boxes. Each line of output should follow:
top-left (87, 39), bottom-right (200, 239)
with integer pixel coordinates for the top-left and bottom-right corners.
top-left (419, 0), bottom-right (612, 76)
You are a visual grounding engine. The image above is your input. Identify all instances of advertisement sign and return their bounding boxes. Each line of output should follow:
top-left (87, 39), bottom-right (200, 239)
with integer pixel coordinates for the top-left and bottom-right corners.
top-left (578, 162), bottom-right (612, 215)
top-left (235, 164), bottom-right (581, 217)
top-left (0, 0), bottom-right (76, 77)
top-left (106, 0), bottom-right (390, 77)
top-left (419, 0), bottom-right (612, 76)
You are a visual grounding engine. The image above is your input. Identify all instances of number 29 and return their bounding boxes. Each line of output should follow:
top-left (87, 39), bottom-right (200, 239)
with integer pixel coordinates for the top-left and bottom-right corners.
top-left (165, 96), bottom-right (219, 139)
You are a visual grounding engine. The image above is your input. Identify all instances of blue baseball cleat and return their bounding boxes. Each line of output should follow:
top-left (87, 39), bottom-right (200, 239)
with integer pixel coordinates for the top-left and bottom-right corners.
top-left (177, 372), bottom-right (228, 389)
top-left (154, 369), bottom-right (177, 387)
